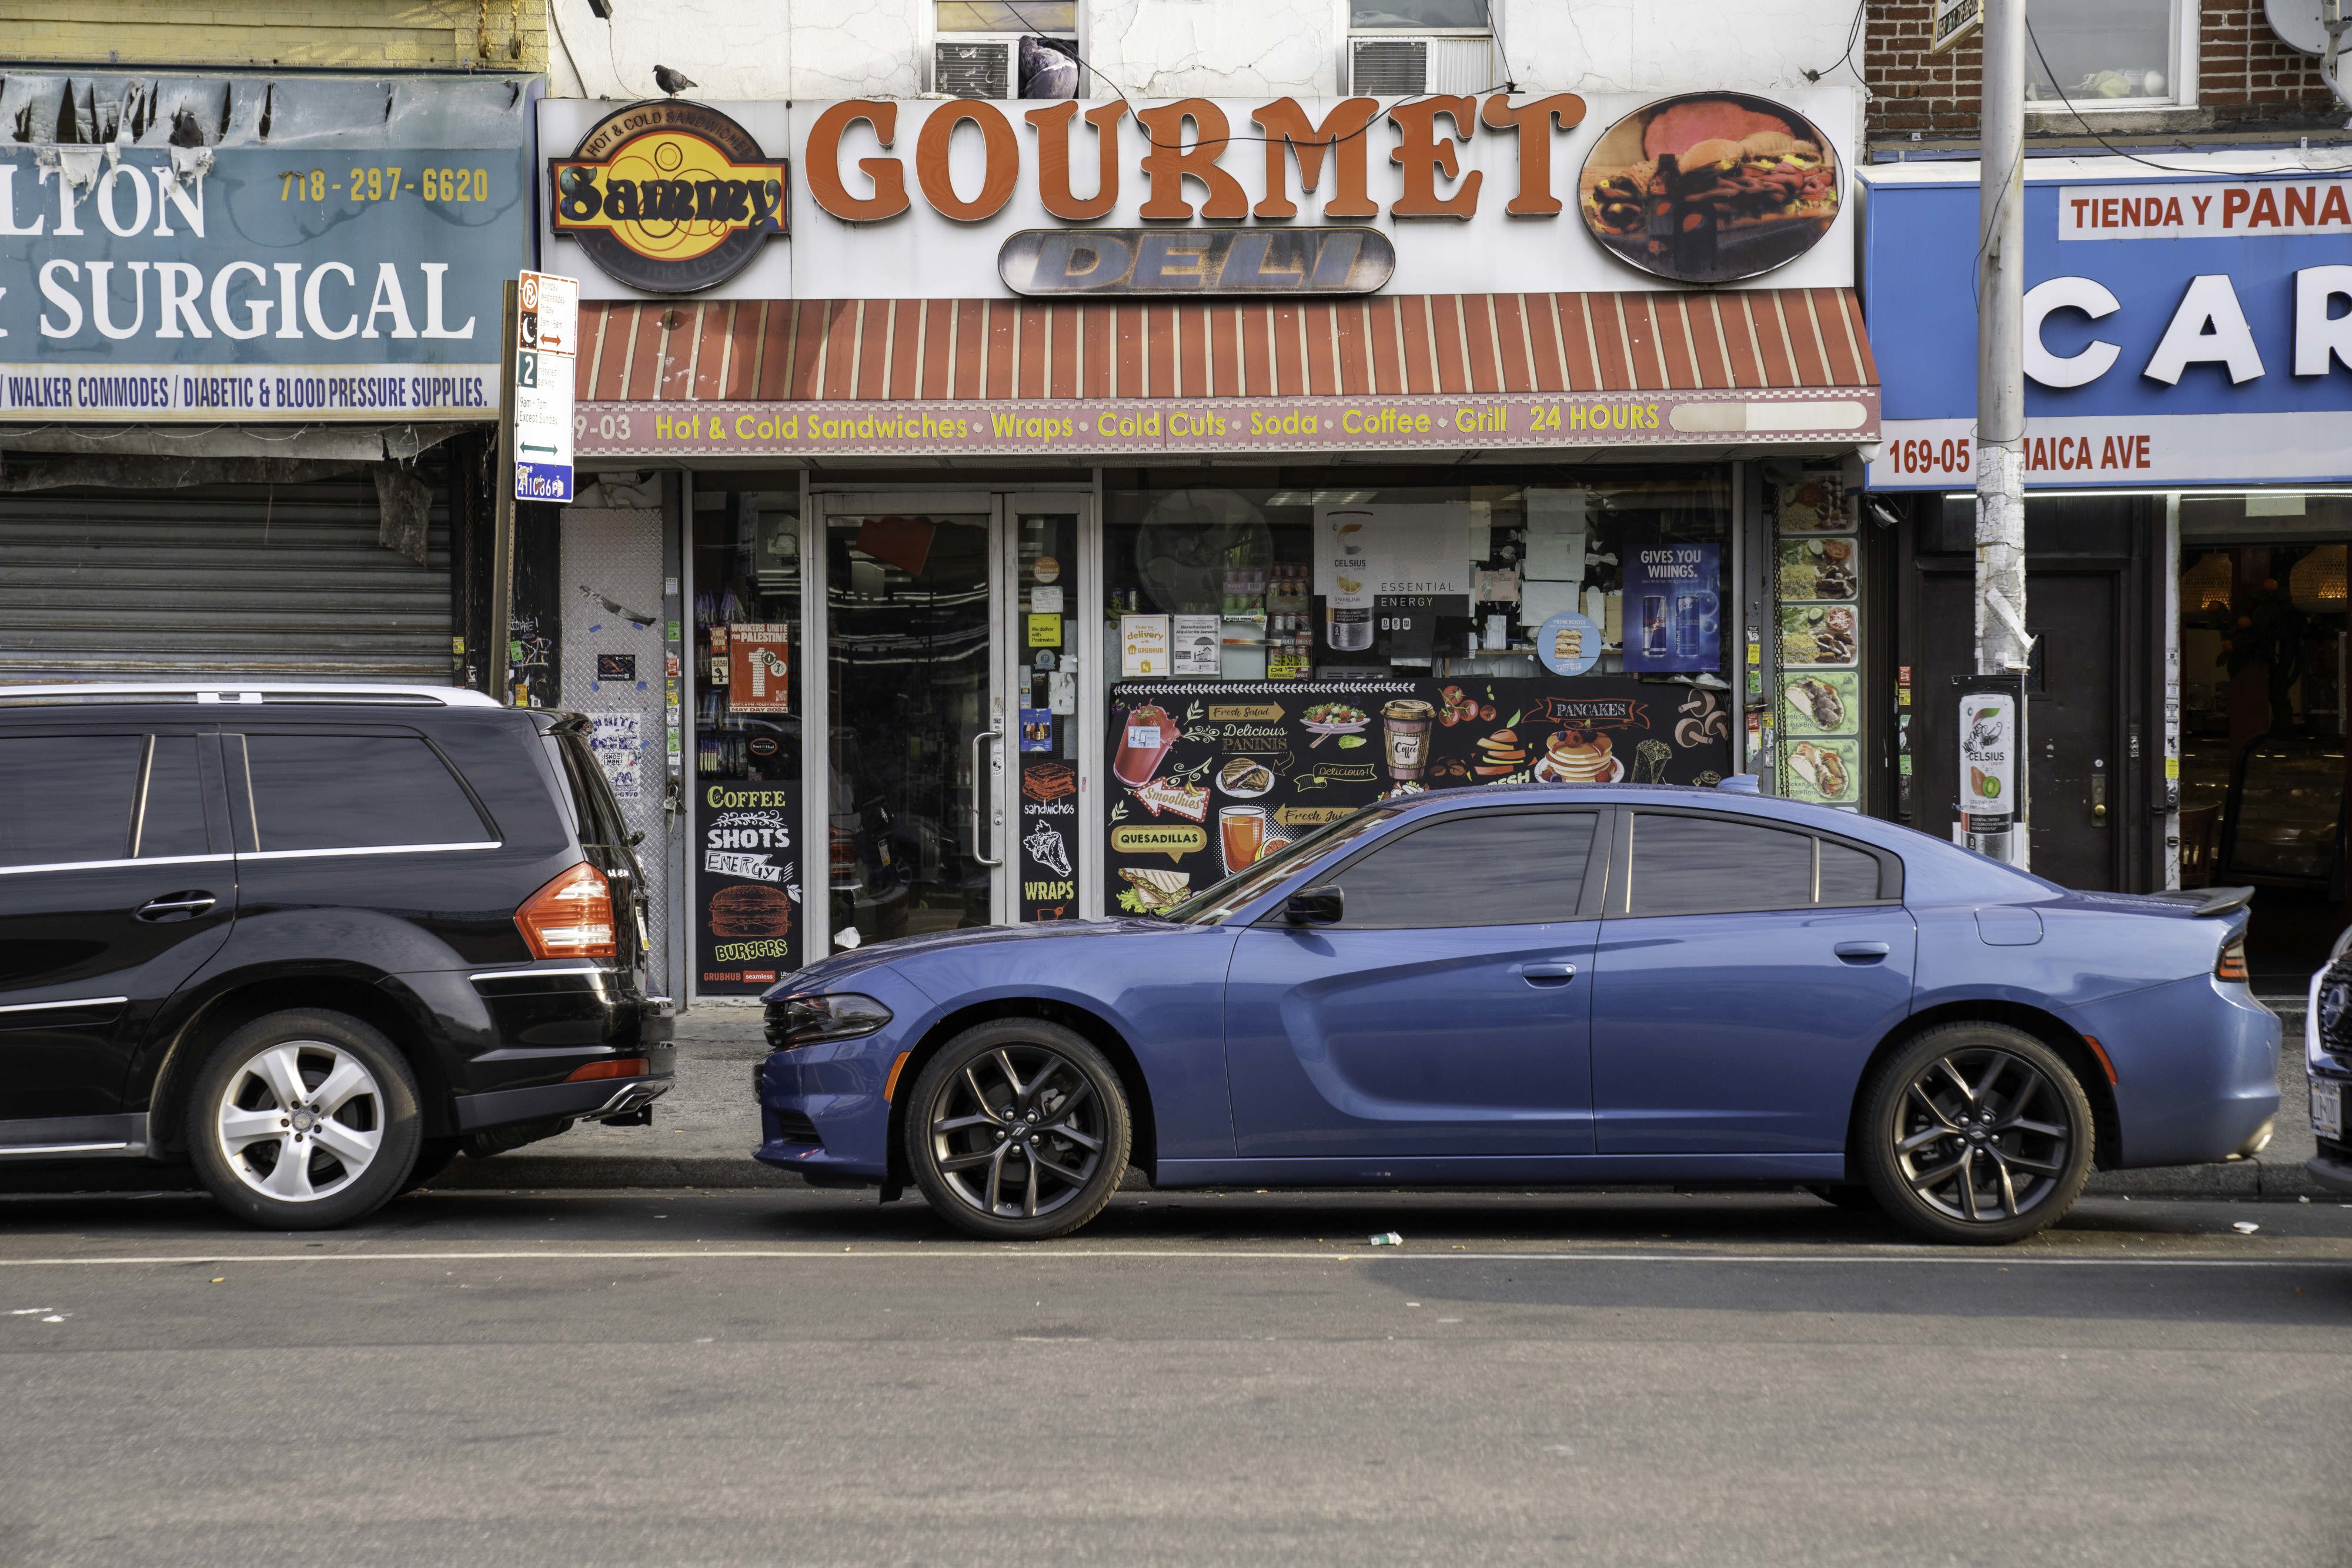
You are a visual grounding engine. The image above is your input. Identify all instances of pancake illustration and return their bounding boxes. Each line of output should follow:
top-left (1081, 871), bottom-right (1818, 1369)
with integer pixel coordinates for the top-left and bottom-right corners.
top-left (1543, 727), bottom-right (1615, 783)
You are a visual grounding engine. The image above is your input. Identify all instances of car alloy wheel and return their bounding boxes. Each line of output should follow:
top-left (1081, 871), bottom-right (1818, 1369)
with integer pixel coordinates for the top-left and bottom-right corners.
top-left (931, 1045), bottom-right (1105, 1219)
top-left (1895, 1048), bottom-right (2076, 1224)
top-left (215, 1039), bottom-right (387, 1203)
top-left (1862, 1022), bottom-right (2094, 1244)
top-left (906, 1019), bottom-right (1131, 1240)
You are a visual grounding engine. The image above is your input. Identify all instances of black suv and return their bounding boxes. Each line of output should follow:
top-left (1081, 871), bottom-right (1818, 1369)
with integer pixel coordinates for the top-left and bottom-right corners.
top-left (0, 683), bottom-right (673, 1227)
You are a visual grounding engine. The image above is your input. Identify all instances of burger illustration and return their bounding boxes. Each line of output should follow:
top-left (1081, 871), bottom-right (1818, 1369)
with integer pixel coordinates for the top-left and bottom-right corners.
top-left (1578, 93), bottom-right (1841, 284)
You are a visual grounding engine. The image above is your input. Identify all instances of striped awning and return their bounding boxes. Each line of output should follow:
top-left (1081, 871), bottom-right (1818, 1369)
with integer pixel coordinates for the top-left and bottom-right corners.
top-left (570, 289), bottom-right (1876, 461)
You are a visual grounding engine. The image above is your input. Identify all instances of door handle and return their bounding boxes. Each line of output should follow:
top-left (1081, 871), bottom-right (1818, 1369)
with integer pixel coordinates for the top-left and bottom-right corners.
top-left (1516, 961), bottom-right (1577, 985)
top-left (136, 892), bottom-right (217, 922)
top-left (970, 728), bottom-right (1004, 868)
top-left (1833, 941), bottom-right (1890, 961)
top-left (2091, 762), bottom-right (2108, 825)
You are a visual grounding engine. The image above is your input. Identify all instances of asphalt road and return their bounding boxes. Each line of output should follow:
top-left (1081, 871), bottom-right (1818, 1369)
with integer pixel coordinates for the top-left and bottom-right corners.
top-left (2, 1186), bottom-right (2348, 1567)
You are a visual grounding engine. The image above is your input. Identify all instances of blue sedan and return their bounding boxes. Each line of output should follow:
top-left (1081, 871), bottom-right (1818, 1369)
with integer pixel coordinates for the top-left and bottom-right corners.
top-left (754, 782), bottom-right (2281, 1244)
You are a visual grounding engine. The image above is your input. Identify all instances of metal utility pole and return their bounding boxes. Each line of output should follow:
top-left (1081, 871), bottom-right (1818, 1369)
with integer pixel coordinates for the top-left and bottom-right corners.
top-left (1976, 0), bottom-right (2031, 863)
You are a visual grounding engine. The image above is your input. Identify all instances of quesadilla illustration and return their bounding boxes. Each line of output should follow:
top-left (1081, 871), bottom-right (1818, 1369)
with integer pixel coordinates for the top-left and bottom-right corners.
top-left (1118, 867), bottom-right (1192, 912)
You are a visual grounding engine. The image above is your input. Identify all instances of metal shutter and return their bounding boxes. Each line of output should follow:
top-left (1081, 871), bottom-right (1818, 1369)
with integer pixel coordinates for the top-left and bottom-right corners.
top-left (0, 475), bottom-right (454, 684)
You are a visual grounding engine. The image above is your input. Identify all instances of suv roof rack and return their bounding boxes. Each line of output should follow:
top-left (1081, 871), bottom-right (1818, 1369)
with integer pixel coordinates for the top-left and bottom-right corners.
top-left (0, 683), bottom-right (503, 708)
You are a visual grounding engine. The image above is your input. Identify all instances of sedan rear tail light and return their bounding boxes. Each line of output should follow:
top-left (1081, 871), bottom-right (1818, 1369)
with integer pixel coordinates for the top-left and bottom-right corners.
top-left (516, 862), bottom-right (617, 959)
top-left (2216, 936), bottom-right (2249, 984)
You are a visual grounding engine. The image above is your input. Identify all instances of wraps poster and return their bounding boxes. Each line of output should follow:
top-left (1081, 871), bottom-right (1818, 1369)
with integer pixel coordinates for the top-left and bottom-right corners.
top-left (1105, 677), bottom-right (1734, 913)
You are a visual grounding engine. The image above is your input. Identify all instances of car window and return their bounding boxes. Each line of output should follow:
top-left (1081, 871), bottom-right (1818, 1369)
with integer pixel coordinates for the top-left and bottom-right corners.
top-left (1628, 813), bottom-right (1813, 915)
top-left (554, 730), bottom-right (633, 849)
top-left (135, 735), bottom-right (212, 859)
top-left (1163, 802), bottom-right (1404, 924)
top-left (1818, 838), bottom-right (1885, 905)
top-left (238, 734), bottom-right (490, 853)
top-left (0, 734), bottom-right (142, 867)
top-left (1332, 811), bottom-right (1598, 928)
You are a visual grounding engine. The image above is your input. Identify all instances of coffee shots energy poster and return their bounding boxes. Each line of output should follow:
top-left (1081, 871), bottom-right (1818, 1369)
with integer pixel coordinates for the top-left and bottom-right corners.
top-left (696, 779), bottom-right (800, 989)
top-left (1105, 677), bottom-right (1733, 913)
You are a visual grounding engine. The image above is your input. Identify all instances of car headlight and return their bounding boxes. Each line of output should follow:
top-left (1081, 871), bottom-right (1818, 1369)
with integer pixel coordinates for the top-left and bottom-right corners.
top-left (765, 992), bottom-right (893, 1052)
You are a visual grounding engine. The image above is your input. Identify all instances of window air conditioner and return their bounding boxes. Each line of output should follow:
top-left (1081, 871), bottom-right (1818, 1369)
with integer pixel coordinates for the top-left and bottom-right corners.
top-left (934, 39), bottom-right (1013, 99)
top-left (1348, 35), bottom-right (1494, 97)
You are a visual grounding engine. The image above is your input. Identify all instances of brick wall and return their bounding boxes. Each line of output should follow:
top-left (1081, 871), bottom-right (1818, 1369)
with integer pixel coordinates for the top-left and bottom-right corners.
top-left (1865, 1), bottom-right (2338, 139)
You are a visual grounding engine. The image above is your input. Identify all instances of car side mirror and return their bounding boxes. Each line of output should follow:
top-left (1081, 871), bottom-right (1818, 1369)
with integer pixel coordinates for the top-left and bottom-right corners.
top-left (1285, 885), bottom-right (1344, 925)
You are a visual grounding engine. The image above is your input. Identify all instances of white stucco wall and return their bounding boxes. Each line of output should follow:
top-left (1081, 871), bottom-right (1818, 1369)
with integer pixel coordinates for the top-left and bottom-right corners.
top-left (544, 0), bottom-right (1867, 102)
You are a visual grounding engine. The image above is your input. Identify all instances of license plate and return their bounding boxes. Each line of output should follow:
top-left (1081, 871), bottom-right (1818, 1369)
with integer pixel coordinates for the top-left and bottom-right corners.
top-left (2316, 1080), bottom-right (2344, 1141)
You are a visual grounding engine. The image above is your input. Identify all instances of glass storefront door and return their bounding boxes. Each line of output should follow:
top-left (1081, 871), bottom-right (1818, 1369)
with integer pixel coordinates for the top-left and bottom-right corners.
top-left (808, 491), bottom-right (1091, 955)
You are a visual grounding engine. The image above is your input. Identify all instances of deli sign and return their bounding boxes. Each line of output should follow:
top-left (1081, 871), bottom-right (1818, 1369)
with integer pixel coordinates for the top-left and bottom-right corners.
top-left (535, 91), bottom-right (1860, 300)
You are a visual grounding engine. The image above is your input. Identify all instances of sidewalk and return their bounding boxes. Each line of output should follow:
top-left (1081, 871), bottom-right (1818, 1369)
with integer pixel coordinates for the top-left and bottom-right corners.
top-left (430, 1000), bottom-right (2332, 1198)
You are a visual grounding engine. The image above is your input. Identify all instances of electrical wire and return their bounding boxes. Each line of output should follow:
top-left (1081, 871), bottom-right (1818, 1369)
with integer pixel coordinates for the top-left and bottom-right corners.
top-left (1803, 0), bottom-right (1870, 91)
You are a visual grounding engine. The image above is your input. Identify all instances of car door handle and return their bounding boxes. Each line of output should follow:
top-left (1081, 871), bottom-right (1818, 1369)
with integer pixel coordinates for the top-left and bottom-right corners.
top-left (1516, 962), bottom-right (1577, 985)
top-left (135, 892), bottom-right (217, 922)
top-left (1833, 941), bottom-right (1891, 961)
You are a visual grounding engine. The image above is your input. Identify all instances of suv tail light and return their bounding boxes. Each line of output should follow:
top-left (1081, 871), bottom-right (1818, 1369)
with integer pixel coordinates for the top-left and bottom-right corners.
top-left (516, 862), bottom-right (617, 959)
top-left (2216, 935), bottom-right (2249, 984)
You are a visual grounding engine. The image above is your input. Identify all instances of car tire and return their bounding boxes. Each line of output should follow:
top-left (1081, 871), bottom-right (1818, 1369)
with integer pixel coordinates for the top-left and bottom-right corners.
top-left (905, 1019), bottom-right (1131, 1241)
top-left (1858, 1022), bottom-right (2095, 1245)
top-left (186, 1009), bottom-right (423, 1231)
top-left (401, 1137), bottom-right (463, 1195)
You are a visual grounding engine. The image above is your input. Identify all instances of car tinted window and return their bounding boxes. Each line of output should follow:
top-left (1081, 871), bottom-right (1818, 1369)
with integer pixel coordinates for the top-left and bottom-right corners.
top-left (1628, 813), bottom-right (1812, 915)
top-left (1332, 811), bottom-right (1596, 927)
top-left (555, 730), bottom-right (632, 848)
top-left (240, 734), bottom-right (489, 852)
top-left (1818, 839), bottom-right (1884, 905)
top-left (136, 736), bottom-right (212, 858)
top-left (0, 734), bottom-right (142, 867)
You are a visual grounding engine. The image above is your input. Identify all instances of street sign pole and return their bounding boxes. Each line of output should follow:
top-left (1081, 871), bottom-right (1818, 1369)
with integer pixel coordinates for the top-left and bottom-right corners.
top-left (1976, 0), bottom-right (2031, 867)
top-left (492, 280), bottom-right (518, 707)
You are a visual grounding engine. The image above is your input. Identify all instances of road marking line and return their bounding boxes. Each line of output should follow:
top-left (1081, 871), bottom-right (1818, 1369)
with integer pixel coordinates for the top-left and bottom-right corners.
top-left (0, 1249), bottom-right (2341, 1268)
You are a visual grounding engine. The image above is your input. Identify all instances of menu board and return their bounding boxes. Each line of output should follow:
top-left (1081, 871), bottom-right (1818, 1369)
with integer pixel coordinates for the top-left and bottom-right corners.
top-left (1774, 476), bottom-right (1862, 809)
top-left (1105, 677), bottom-right (1735, 914)
top-left (694, 777), bottom-right (801, 991)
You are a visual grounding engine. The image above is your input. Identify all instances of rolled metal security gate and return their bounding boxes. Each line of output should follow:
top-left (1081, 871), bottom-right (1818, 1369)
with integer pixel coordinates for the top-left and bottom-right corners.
top-left (0, 475), bottom-right (454, 685)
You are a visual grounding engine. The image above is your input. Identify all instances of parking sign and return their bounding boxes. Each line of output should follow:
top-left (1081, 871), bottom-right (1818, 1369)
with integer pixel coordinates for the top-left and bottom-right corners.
top-left (513, 270), bottom-right (579, 503)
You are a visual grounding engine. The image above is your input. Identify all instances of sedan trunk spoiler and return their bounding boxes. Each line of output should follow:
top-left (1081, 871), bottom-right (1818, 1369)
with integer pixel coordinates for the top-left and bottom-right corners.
top-left (2134, 885), bottom-right (2254, 918)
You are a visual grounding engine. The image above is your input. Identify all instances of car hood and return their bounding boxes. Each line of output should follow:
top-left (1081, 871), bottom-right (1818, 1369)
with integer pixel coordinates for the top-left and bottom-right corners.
top-left (763, 918), bottom-right (1177, 999)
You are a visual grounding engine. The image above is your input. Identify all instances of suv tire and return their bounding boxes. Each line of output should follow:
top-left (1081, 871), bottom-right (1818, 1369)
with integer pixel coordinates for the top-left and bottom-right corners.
top-left (188, 1009), bottom-right (423, 1230)
top-left (1858, 1022), bottom-right (2094, 1245)
top-left (906, 1019), bottom-right (1131, 1241)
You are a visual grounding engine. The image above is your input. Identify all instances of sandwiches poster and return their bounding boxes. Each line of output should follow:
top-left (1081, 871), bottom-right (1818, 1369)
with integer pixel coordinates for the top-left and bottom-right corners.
top-left (1773, 474), bottom-right (1862, 808)
top-left (1106, 676), bottom-right (1733, 914)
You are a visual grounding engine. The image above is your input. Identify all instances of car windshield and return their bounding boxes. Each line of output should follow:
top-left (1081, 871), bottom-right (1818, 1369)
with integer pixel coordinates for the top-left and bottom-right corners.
top-left (1157, 802), bottom-right (1407, 925)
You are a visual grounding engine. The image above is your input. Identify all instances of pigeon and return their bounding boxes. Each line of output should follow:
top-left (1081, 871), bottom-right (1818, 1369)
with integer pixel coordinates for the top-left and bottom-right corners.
top-left (653, 65), bottom-right (697, 97)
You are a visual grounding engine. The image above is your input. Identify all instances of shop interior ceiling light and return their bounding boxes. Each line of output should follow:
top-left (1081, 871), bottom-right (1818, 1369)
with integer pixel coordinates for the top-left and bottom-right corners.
top-left (2290, 544), bottom-right (2346, 611)
top-left (2181, 551), bottom-right (2236, 614)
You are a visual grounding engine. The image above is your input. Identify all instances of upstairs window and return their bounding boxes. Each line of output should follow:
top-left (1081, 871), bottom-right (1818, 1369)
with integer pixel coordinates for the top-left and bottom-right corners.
top-left (934, 2), bottom-right (1078, 100)
top-left (1348, 0), bottom-right (1495, 96)
top-left (2026, 0), bottom-right (2192, 109)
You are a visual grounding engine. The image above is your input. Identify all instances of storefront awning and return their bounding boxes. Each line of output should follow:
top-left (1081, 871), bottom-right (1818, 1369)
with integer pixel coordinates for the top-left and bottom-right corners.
top-left (570, 290), bottom-right (1877, 462)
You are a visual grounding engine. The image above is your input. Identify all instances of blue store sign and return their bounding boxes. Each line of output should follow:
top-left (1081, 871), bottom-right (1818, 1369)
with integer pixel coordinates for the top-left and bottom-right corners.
top-left (0, 73), bottom-right (534, 422)
top-left (1861, 162), bottom-right (2352, 489)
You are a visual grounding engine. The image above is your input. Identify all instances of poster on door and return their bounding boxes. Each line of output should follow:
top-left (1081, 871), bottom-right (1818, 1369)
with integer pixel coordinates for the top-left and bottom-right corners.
top-left (696, 778), bottom-right (801, 992)
top-left (1620, 544), bottom-right (1720, 674)
top-left (727, 623), bottom-right (793, 713)
top-left (1105, 676), bottom-right (1732, 914)
top-left (1018, 750), bottom-right (1081, 922)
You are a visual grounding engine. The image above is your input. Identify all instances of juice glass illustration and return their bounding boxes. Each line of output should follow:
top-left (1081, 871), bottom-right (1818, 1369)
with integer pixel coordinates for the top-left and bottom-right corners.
top-left (1112, 702), bottom-right (1177, 787)
top-left (1219, 805), bottom-right (1267, 874)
